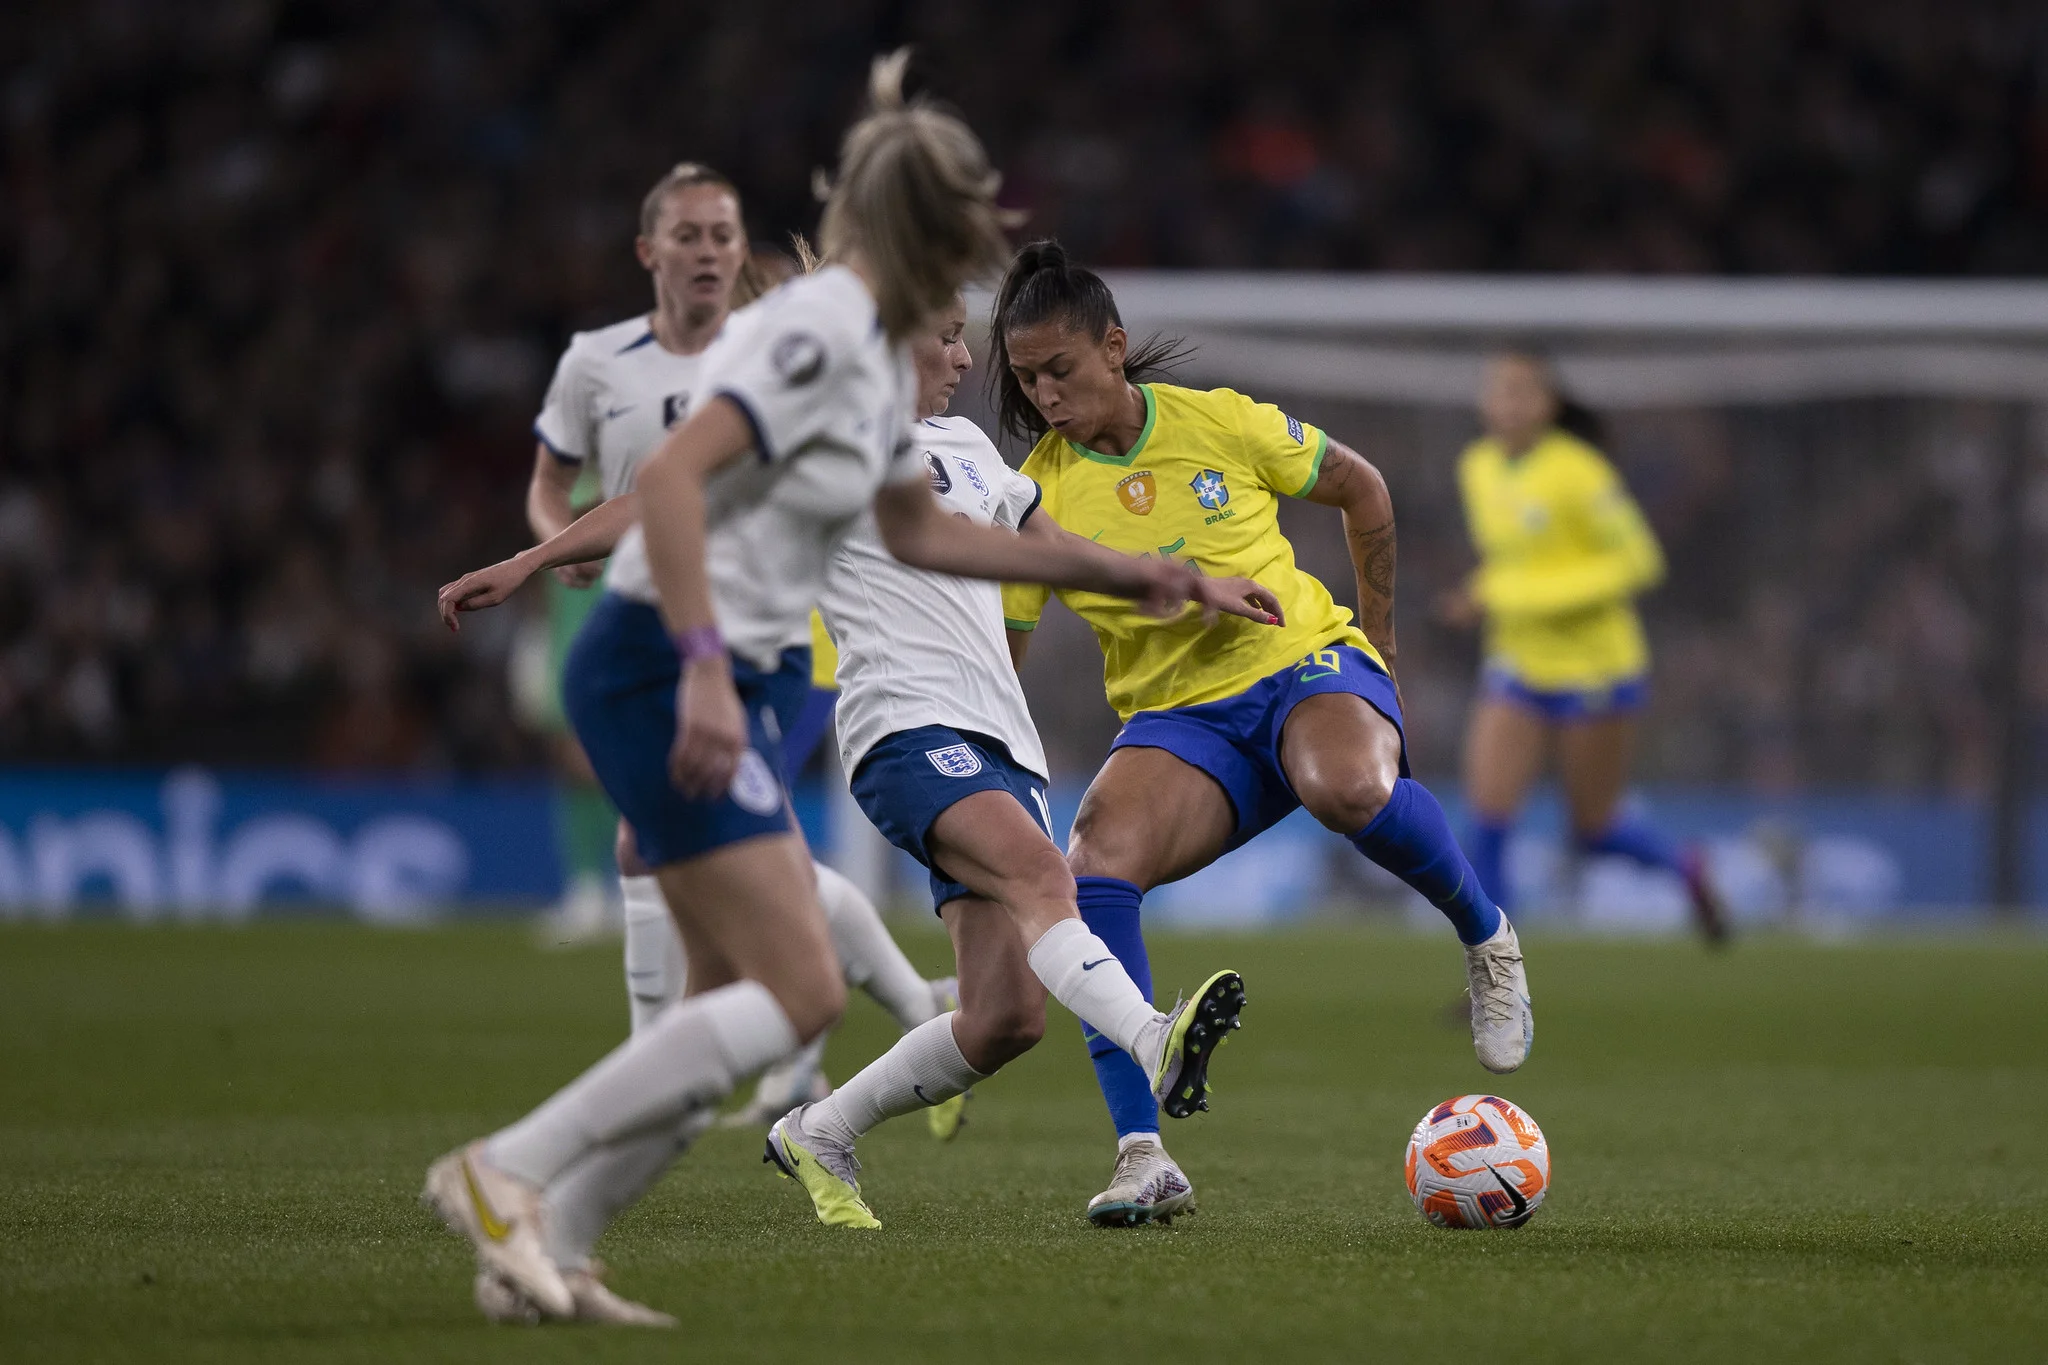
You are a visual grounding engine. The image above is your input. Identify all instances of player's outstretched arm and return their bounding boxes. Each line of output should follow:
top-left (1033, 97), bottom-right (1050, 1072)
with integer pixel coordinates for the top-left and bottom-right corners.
top-left (1300, 439), bottom-right (1398, 673)
top-left (435, 493), bottom-right (641, 630)
top-left (1013, 504), bottom-right (1282, 627)
top-left (526, 443), bottom-right (605, 587)
top-left (875, 480), bottom-right (1192, 616)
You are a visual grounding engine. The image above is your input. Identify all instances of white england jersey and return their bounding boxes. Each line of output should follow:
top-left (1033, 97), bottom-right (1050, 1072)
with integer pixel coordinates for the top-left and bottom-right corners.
top-left (533, 316), bottom-right (707, 501)
top-left (606, 265), bottom-right (922, 671)
top-left (820, 415), bottom-right (1049, 781)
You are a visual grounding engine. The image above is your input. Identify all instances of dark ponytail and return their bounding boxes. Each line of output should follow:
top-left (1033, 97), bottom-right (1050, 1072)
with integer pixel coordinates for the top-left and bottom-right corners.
top-left (1554, 394), bottom-right (1605, 448)
top-left (988, 238), bottom-right (1193, 443)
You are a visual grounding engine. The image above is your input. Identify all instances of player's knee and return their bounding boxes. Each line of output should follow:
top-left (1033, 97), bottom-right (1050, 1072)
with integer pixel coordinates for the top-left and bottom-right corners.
top-left (1065, 810), bottom-right (1142, 883)
top-left (1302, 765), bottom-right (1397, 834)
top-left (778, 970), bottom-right (846, 1045)
top-left (1010, 840), bottom-right (1076, 908)
top-left (958, 995), bottom-right (1044, 1070)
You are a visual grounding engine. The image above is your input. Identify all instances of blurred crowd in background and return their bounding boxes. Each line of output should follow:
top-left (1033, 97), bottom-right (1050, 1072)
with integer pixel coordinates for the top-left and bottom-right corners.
top-left (4, 0), bottom-right (2045, 790)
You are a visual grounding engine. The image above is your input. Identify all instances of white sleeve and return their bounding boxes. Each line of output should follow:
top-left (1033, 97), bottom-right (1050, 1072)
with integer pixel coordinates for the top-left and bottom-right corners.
top-left (533, 341), bottom-right (596, 464)
top-left (707, 321), bottom-right (859, 465)
top-left (992, 463), bottom-right (1043, 530)
top-left (882, 422), bottom-right (926, 488)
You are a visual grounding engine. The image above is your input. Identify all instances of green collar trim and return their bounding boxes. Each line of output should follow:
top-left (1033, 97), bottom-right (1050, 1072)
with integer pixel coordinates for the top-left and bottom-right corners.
top-left (1063, 384), bottom-right (1156, 466)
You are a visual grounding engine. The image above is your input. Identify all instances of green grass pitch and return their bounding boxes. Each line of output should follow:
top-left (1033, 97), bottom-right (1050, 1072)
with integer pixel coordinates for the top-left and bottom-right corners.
top-left (2, 922), bottom-right (2044, 1364)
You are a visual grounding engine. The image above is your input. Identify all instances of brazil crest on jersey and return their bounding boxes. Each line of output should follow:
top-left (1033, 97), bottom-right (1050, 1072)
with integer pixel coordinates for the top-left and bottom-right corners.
top-left (1004, 383), bottom-right (1379, 719)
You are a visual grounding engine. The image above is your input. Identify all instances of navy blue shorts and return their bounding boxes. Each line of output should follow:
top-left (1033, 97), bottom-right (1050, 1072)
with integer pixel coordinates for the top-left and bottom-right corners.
top-left (563, 592), bottom-right (804, 868)
top-left (1111, 642), bottom-right (1408, 851)
top-left (1481, 664), bottom-right (1648, 723)
top-left (779, 686), bottom-right (839, 784)
top-left (849, 725), bottom-right (1053, 911)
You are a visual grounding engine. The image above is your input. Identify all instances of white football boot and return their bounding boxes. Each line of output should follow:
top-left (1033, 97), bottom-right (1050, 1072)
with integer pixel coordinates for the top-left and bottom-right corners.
top-left (1464, 919), bottom-right (1533, 1073)
top-left (1085, 1137), bottom-right (1196, 1228)
top-left (473, 1262), bottom-right (676, 1328)
top-left (421, 1143), bottom-right (573, 1318)
top-left (473, 1266), bottom-right (542, 1325)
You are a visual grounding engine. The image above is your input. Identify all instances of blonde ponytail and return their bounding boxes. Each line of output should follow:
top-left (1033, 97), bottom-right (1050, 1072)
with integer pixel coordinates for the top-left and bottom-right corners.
top-left (815, 49), bottom-right (1014, 338)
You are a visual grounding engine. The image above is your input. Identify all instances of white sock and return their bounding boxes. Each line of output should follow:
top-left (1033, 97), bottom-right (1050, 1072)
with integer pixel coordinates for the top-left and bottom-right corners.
top-left (1026, 919), bottom-right (1166, 1071)
top-left (620, 875), bottom-right (683, 1031)
top-left (815, 862), bottom-right (937, 1031)
top-left (750, 1034), bottom-right (829, 1110)
top-left (805, 1013), bottom-right (987, 1147)
top-left (542, 1107), bottom-right (715, 1271)
top-left (486, 980), bottom-right (798, 1186)
top-left (1118, 1130), bottom-right (1162, 1154)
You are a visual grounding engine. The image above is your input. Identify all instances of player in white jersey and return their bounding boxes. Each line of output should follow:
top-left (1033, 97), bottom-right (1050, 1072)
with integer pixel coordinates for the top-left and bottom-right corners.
top-left (534, 164), bottom-right (952, 1110)
top-left (764, 293), bottom-right (1273, 1229)
top-left (423, 55), bottom-right (1262, 1324)
top-left (465, 162), bottom-right (954, 1325)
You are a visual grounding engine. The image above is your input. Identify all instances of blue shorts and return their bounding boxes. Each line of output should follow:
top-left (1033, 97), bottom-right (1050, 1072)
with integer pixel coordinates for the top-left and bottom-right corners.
top-left (849, 725), bottom-right (1053, 912)
top-left (1111, 643), bottom-right (1407, 851)
top-left (563, 592), bottom-right (803, 868)
top-left (780, 686), bottom-right (840, 784)
top-left (1481, 664), bottom-right (1648, 723)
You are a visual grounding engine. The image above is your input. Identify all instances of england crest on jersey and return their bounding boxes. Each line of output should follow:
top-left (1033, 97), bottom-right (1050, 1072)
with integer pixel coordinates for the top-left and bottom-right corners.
top-left (1190, 469), bottom-right (1230, 510)
top-left (925, 743), bottom-right (984, 777)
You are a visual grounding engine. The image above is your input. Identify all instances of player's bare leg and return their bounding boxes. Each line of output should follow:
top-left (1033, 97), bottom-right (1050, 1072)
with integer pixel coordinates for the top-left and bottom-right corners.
top-left (1461, 697), bottom-right (1549, 911)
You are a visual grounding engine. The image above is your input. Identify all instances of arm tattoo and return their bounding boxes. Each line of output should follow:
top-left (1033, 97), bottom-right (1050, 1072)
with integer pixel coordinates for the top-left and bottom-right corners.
top-left (1351, 517), bottom-right (1397, 652)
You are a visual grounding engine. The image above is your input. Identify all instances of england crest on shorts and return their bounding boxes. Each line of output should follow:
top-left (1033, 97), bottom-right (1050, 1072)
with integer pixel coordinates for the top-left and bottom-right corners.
top-left (925, 744), bottom-right (984, 777)
top-left (728, 749), bottom-right (784, 815)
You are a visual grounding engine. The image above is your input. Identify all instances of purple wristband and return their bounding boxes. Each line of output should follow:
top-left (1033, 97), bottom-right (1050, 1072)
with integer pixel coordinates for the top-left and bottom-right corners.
top-left (672, 625), bottom-right (726, 665)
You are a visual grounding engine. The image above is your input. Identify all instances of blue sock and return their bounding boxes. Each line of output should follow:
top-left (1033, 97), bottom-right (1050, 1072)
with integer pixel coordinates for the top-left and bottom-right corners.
top-left (1468, 817), bottom-right (1513, 912)
top-left (1074, 876), bottom-right (1160, 1137)
top-left (1351, 779), bottom-right (1504, 946)
top-left (1579, 815), bottom-right (1687, 878)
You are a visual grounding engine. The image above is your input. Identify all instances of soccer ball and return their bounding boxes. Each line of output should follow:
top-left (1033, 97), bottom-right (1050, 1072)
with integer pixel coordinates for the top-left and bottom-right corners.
top-left (1405, 1094), bottom-right (1550, 1229)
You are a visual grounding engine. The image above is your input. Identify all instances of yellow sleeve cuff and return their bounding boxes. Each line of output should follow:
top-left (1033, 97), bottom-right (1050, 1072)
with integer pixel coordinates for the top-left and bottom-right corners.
top-left (1290, 429), bottom-right (1330, 498)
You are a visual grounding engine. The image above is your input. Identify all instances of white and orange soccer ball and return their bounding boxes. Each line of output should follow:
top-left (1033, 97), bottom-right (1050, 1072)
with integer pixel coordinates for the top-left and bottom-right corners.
top-left (1405, 1094), bottom-right (1550, 1229)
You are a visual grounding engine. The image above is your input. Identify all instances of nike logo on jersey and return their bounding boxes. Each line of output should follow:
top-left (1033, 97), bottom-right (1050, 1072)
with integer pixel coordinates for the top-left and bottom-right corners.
top-left (1081, 958), bottom-right (1114, 971)
top-left (603, 404), bottom-right (636, 421)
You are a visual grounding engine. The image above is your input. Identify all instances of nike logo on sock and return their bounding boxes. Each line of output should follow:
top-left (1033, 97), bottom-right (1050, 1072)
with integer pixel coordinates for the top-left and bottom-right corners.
top-left (1081, 958), bottom-right (1113, 971)
top-left (913, 1085), bottom-right (933, 1104)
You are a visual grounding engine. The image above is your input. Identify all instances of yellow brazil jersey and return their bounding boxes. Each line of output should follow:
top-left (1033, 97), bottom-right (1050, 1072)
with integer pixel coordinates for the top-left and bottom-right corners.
top-left (1457, 428), bottom-right (1665, 691)
top-left (808, 610), bottom-right (839, 690)
top-left (1002, 383), bottom-right (1378, 720)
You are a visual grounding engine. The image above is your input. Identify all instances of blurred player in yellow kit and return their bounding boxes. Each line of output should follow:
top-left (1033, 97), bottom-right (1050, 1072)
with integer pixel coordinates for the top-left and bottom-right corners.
top-left (1440, 352), bottom-right (1727, 943)
top-left (994, 241), bottom-right (1531, 1224)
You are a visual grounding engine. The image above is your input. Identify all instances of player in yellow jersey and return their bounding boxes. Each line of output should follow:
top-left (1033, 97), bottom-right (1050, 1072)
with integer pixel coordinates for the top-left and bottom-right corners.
top-left (992, 242), bottom-right (1531, 1222)
top-left (1442, 353), bottom-right (1726, 943)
